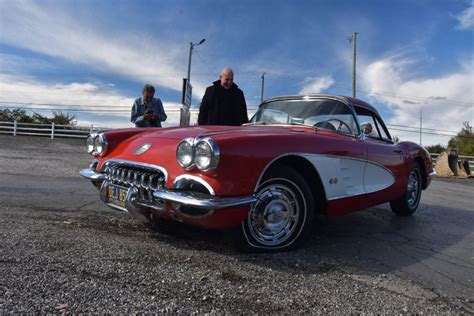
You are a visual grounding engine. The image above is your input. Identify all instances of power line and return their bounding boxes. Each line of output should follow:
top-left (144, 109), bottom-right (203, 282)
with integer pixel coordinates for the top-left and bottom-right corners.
top-left (386, 123), bottom-right (461, 134)
top-left (360, 90), bottom-right (473, 106)
top-left (0, 100), bottom-right (186, 110)
top-left (0, 102), bottom-right (469, 130)
top-left (0, 100), bottom-right (129, 108)
top-left (194, 50), bottom-right (217, 75)
top-left (2, 104), bottom-right (471, 139)
top-left (1, 100), bottom-right (470, 128)
top-left (388, 127), bottom-right (473, 139)
top-left (0, 105), bottom-right (181, 113)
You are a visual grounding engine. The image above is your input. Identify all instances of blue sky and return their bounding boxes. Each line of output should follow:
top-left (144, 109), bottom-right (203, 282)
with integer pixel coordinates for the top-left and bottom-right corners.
top-left (0, 0), bottom-right (472, 145)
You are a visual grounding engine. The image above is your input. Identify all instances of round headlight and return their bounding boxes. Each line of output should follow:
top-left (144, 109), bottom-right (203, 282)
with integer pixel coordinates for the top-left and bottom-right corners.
top-left (86, 134), bottom-right (95, 154)
top-left (94, 134), bottom-right (107, 156)
top-left (176, 138), bottom-right (194, 168)
top-left (195, 138), bottom-right (219, 171)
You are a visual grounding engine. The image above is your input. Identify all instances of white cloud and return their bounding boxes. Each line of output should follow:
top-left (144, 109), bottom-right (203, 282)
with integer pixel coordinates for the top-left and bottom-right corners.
top-left (0, 0), bottom-right (208, 98)
top-left (0, 74), bottom-right (184, 128)
top-left (454, 2), bottom-right (474, 30)
top-left (299, 76), bottom-right (335, 95)
top-left (0, 74), bottom-right (134, 109)
top-left (361, 56), bottom-right (473, 145)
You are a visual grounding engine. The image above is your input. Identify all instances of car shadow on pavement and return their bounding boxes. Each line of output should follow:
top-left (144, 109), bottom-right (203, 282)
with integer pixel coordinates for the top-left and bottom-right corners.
top-left (147, 201), bottom-right (474, 280)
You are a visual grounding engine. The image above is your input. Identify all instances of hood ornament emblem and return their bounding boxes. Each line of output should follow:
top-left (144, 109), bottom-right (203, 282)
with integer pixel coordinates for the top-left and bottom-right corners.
top-left (134, 143), bottom-right (152, 156)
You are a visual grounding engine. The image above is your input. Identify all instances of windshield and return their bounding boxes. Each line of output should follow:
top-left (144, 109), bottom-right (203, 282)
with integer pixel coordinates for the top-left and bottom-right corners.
top-left (249, 99), bottom-right (360, 136)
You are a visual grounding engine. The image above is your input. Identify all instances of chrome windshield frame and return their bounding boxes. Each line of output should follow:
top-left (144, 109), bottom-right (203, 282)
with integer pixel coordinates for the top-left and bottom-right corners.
top-left (249, 95), bottom-right (362, 137)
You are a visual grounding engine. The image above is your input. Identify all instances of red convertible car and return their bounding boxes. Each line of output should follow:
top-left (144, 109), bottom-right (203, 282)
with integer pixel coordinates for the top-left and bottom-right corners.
top-left (80, 94), bottom-right (435, 251)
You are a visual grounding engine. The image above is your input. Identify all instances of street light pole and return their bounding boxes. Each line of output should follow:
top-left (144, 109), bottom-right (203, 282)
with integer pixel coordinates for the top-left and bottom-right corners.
top-left (186, 38), bottom-right (206, 82)
top-left (181, 38), bottom-right (205, 127)
top-left (187, 42), bottom-right (193, 82)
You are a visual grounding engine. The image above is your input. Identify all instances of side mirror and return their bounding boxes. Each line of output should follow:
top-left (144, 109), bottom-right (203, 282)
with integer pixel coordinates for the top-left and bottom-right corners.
top-left (361, 122), bottom-right (373, 135)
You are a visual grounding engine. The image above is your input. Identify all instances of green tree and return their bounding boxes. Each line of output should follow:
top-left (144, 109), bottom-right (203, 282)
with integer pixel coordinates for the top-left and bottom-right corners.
top-left (448, 122), bottom-right (474, 156)
top-left (0, 108), bottom-right (76, 126)
top-left (0, 109), bottom-right (34, 123)
top-left (51, 111), bottom-right (76, 126)
top-left (32, 112), bottom-right (52, 124)
top-left (424, 144), bottom-right (446, 154)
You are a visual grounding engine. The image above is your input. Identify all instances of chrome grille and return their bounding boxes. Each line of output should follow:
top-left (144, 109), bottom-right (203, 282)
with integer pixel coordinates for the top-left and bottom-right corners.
top-left (105, 164), bottom-right (165, 190)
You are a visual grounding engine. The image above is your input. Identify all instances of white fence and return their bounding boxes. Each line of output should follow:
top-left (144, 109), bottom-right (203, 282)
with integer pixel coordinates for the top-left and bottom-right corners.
top-left (0, 121), bottom-right (103, 139)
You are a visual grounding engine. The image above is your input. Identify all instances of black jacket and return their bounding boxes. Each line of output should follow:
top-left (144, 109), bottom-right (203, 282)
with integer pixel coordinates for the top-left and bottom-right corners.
top-left (198, 80), bottom-right (248, 126)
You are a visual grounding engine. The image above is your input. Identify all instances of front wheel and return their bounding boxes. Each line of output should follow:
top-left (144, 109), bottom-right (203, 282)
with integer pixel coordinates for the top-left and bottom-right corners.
top-left (238, 165), bottom-right (314, 252)
top-left (390, 163), bottom-right (423, 216)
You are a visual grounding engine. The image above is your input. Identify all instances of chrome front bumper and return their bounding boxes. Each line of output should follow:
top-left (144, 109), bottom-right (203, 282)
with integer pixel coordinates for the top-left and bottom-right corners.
top-left (80, 168), bottom-right (256, 217)
top-left (79, 168), bottom-right (107, 181)
top-left (153, 190), bottom-right (257, 209)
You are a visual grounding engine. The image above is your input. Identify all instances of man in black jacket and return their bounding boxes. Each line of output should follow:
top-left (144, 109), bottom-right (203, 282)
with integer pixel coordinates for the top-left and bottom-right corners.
top-left (198, 68), bottom-right (248, 126)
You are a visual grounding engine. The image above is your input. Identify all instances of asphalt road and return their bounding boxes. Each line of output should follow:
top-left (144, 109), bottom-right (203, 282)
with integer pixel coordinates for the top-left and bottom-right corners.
top-left (0, 135), bottom-right (473, 313)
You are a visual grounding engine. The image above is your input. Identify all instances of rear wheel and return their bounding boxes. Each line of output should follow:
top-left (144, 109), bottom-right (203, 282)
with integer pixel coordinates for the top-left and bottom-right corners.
top-left (390, 163), bottom-right (422, 216)
top-left (238, 164), bottom-right (314, 252)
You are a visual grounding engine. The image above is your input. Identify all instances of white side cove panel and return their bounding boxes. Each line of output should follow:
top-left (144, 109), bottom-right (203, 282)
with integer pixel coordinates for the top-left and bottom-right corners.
top-left (300, 154), bottom-right (394, 200)
top-left (364, 162), bottom-right (395, 194)
top-left (301, 154), bottom-right (365, 200)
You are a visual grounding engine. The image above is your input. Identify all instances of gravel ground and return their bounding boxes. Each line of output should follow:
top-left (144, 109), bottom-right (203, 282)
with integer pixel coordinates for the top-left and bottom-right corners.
top-left (0, 135), bottom-right (472, 314)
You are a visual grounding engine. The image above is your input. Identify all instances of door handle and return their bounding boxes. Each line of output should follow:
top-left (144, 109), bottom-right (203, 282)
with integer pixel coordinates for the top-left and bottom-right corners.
top-left (393, 149), bottom-right (403, 153)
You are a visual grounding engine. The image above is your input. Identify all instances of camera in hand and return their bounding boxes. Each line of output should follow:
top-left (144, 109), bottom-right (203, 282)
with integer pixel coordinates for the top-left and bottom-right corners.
top-left (144, 110), bottom-right (155, 121)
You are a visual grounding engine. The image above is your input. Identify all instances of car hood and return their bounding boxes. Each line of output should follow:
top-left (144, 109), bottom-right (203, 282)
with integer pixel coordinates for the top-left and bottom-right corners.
top-left (140, 125), bottom-right (315, 141)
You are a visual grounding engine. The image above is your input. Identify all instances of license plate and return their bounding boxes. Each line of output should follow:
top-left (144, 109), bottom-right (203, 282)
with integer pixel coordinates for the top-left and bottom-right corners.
top-left (107, 184), bottom-right (128, 208)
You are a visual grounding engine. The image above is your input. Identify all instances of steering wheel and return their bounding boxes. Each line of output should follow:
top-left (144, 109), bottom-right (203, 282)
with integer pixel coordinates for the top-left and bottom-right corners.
top-left (314, 119), bottom-right (353, 134)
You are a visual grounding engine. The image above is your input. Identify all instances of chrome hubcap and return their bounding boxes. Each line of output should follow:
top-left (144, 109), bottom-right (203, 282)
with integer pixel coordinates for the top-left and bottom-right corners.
top-left (407, 169), bottom-right (420, 208)
top-left (248, 183), bottom-right (300, 246)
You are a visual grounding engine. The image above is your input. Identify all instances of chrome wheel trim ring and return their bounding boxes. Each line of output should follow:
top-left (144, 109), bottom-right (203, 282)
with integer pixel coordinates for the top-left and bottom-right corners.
top-left (407, 169), bottom-right (421, 209)
top-left (247, 181), bottom-right (302, 247)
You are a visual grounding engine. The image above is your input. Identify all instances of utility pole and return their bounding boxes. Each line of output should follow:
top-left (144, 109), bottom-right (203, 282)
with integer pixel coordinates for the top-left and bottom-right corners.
top-left (419, 109), bottom-right (423, 145)
top-left (349, 32), bottom-right (358, 98)
top-left (260, 72), bottom-right (265, 103)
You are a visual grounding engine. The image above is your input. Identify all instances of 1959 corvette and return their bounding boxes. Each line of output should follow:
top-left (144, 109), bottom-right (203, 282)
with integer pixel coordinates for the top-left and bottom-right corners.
top-left (80, 94), bottom-right (435, 251)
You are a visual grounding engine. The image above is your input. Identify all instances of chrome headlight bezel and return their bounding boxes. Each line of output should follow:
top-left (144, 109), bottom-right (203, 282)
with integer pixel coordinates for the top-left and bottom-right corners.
top-left (176, 137), bottom-right (195, 169)
top-left (94, 133), bottom-right (108, 156)
top-left (194, 138), bottom-right (220, 171)
top-left (176, 137), bottom-right (220, 171)
top-left (87, 133), bottom-right (108, 157)
top-left (86, 133), bottom-right (96, 154)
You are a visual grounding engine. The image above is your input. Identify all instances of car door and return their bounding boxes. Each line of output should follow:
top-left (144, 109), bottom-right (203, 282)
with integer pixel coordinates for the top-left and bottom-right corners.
top-left (356, 109), bottom-right (406, 202)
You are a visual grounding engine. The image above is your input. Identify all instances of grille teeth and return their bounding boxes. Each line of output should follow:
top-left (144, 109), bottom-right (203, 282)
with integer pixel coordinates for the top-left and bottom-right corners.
top-left (106, 165), bottom-right (165, 190)
top-left (133, 172), bottom-right (141, 186)
top-left (142, 174), bottom-right (150, 189)
top-left (149, 174), bottom-right (161, 190)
